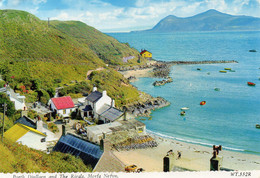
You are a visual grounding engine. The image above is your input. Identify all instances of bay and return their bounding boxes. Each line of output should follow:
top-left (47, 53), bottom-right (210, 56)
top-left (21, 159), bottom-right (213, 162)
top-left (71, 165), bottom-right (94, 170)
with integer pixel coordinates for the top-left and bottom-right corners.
top-left (108, 31), bottom-right (260, 154)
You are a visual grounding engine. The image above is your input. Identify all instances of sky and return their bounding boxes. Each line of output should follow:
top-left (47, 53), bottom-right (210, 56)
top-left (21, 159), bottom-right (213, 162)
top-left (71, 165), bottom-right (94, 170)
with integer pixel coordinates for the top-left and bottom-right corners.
top-left (0, 0), bottom-right (260, 32)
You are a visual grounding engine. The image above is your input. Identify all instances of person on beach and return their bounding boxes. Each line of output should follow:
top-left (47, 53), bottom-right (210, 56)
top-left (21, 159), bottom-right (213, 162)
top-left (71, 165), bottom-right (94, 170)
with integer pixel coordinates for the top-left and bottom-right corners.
top-left (177, 151), bottom-right (181, 159)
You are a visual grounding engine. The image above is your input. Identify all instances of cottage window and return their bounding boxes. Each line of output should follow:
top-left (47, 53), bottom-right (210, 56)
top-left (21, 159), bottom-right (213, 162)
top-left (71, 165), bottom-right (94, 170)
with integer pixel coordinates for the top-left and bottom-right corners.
top-left (41, 138), bottom-right (46, 142)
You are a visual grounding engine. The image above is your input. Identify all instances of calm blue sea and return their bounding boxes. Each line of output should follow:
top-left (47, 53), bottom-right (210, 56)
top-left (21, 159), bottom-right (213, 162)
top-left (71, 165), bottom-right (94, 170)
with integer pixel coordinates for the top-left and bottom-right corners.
top-left (108, 31), bottom-right (260, 155)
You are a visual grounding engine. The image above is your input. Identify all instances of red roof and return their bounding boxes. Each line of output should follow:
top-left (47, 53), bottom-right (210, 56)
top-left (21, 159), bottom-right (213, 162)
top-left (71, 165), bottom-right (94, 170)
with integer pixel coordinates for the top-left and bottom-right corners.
top-left (140, 50), bottom-right (147, 55)
top-left (51, 96), bottom-right (75, 110)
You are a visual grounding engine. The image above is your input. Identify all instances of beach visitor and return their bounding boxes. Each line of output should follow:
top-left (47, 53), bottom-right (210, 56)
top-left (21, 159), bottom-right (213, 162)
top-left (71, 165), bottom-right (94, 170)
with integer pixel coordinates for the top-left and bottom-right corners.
top-left (177, 151), bottom-right (181, 159)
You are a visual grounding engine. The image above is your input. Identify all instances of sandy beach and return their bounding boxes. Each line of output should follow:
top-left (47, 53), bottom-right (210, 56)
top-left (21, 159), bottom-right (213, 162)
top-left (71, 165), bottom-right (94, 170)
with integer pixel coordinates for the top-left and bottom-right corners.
top-left (113, 134), bottom-right (260, 172)
top-left (116, 67), bottom-right (260, 172)
top-left (119, 68), bottom-right (154, 80)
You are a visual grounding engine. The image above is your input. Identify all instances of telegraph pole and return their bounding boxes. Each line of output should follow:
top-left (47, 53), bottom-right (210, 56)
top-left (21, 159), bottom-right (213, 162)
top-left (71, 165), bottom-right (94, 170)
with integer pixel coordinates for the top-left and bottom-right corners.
top-left (1, 103), bottom-right (7, 142)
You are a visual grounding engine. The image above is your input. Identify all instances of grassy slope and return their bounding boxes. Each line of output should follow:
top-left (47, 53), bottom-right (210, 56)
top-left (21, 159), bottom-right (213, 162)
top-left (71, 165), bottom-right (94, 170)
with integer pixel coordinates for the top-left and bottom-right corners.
top-left (0, 10), bottom-right (144, 104)
top-left (0, 140), bottom-right (92, 173)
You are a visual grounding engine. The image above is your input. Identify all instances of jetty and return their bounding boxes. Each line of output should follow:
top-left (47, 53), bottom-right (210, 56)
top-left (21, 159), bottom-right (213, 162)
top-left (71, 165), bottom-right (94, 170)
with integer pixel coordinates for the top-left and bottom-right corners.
top-left (161, 60), bottom-right (238, 65)
top-left (117, 60), bottom-right (238, 72)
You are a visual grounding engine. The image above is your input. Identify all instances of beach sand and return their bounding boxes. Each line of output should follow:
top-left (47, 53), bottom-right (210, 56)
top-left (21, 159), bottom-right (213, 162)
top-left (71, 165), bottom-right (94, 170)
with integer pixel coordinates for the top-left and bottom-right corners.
top-left (113, 133), bottom-right (260, 172)
top-left (119, 68), bottom-right (154, 79)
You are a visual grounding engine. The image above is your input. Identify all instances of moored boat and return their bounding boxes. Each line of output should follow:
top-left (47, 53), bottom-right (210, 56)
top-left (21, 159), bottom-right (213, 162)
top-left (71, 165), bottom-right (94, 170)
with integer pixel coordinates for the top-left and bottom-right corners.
top-left (214, 88), bottom-right (220, 91)
top-left (200, 101), bottom-right (206, 105)
top-left (249, 49), bottom-right (257, 52)
top-left (197, 68), bottom-right (201, 70)
top-left (256, 124), bottom-right (260, 129)
top-left (224, 68), bottom-right (231, 70)
top-left (230, 70), bottom-right (236, 72)
top-left (181, 107), bottom-right (189, 110)
top-left (180, 111), bottom-right (186, 116)
top-left (219, 70), bottom-right (227, 73)
top-left (247, 82), bottom-right (256, 86)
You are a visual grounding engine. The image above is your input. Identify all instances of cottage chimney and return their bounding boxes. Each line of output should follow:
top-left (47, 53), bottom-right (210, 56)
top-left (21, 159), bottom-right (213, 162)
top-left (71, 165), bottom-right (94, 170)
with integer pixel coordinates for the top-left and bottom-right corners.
top-left (62, 125), bottom-right (66, 136)
top-left (93, 87), bottom-right (97, 92)
top-left (102, 90), bottom-right (107, 96)
top-left (36, 118), bottom-right (43, 132)
top-left (123, 106), bottom-right (127, 121)
top-left (111, 99), bottom-right (115, 107)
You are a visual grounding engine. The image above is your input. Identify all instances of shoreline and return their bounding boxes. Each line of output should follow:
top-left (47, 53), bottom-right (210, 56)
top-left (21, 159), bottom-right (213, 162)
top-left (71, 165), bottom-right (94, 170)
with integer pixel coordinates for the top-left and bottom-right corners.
top-left (113, 130), bottom-right (260, 172)
top-left (117, 62), bottom-right (260, 171)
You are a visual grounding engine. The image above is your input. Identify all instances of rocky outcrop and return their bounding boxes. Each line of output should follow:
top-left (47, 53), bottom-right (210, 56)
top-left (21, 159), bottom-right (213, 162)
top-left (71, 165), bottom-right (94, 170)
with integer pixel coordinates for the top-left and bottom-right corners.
top-left (126, 96), bottom-right (170, 117)
top-left (153, 77), bottom-right (173, 86)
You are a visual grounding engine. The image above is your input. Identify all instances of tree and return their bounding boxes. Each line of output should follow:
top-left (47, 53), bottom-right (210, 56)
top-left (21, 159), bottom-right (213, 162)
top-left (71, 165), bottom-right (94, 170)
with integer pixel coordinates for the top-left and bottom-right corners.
top-left (0, 93), bottom-right (15, 117)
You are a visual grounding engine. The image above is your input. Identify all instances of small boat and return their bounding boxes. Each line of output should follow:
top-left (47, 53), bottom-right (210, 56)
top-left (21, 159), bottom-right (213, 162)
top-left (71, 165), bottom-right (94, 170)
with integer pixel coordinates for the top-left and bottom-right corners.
top-left (181, 107), bottom-right (189, 111)
top-left (200, 101), bottom-right (206, 105)
top-left (230, 70), bottom-right (236, 72)
top-left (197, 68), bottom-right (201, 70)
top-left (224, 68), bottom-right (231, 70)
top-left (247, 82), bottom-right (256, 86)
top-left (249, 49), bottom-right (257, 52)
top-left (256, 124), bottom-right (260, 129)
top-left (180, 111), bottom-right (186, 116)
top-left (219, 70), bottom-right (227, 73)
top-left (214, 88), bottom-right (220, 91)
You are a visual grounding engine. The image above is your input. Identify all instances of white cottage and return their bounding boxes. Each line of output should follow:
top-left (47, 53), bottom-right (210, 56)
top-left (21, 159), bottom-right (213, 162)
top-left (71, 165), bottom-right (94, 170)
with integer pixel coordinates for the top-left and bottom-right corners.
top-left (79, 87), bottom-right (125, 123)
top-left (0, 86), bottom-right (27, 110)
top-left (85, 87), bottom-right (114, 117)
top-left (7, 116), bottom-right (59, 152)
top-left (49, 96), bottom-right (75, 117)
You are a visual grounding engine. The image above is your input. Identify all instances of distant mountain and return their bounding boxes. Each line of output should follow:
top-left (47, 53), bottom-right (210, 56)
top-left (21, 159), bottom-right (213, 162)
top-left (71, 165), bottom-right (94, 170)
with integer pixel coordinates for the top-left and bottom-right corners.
top-left (135, 9), bottom-right (260, 32)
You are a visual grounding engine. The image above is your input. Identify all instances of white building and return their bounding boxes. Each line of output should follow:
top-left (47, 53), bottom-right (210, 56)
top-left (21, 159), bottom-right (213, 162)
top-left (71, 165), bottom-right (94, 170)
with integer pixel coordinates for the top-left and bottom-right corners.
top-left (49, 96), bottom-right (75, 118)
top-left (79, 87), bottom-right (125, 124)
top-left (0, 86), bottom-right (27, 110)
top-left (86, 119), bottom-right (146, 144)
top-left (5, 116), bottom-right (58, 152)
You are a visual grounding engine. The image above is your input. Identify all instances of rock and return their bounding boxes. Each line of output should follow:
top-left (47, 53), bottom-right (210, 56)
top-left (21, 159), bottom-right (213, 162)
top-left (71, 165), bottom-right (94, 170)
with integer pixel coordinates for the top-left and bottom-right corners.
top-left (126, 96), bottom-right (170, 117)
top-left (153, 77), bottom-right (173, 86)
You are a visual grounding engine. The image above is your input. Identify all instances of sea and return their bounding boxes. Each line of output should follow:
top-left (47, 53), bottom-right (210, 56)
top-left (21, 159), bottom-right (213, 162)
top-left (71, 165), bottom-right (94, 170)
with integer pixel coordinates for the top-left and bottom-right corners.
top-left (108, 31), bottom-right (260, 155)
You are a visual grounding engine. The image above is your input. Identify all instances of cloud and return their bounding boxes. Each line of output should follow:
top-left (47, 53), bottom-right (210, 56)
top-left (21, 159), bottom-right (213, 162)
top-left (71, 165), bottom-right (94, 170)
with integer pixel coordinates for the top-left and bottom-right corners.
top-left (1, 0), bottom-right (259, 32)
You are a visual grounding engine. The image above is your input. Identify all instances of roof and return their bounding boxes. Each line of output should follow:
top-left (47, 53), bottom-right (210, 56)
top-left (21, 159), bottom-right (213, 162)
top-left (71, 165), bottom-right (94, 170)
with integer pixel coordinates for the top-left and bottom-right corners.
top-left (4, 123), bottom-right (46, 142)
top-left (140, 50), bottom-right (151, 55)
top-left (97, 104), bottom-right (124, 122)
top-left (51, 96), bottom-right (75, 110)
top-left (83, 105), bottom-right (93, 112)
top-left (86, 91), bottom-right (102, 103)
top-left (110, 119), bottom-right (145, 132)
top-left (14, 116), bottom-right (36, 129)
top-left (86, 122), bottom-right (122, 135)
top-left (53, 134), bottom-right (103, 168)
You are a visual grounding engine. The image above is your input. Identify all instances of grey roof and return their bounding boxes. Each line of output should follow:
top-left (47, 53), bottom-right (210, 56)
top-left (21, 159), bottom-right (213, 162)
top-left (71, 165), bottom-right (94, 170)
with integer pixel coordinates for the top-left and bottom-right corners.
top-left (0, 87), bottom-right (7, 93)
top-left (0, 87), bottom-right (24, 103)
top-left (83, 105), bottom-right (92, 112)
top-left (14, 116), bottom-right (36, 129)
top-left (53, 134), bottom-right (103, 168)
top-left (86, 91), bottom-right (102, 103)
top-left (97, 104), bottom-right (124, 122)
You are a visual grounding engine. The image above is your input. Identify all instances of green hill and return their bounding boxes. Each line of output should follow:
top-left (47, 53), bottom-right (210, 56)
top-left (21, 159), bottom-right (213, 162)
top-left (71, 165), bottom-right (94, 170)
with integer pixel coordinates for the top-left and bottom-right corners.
top-left (0, 139), bottom-right (92, 173)
top-left (0, 10), bottom-right (144, 105)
